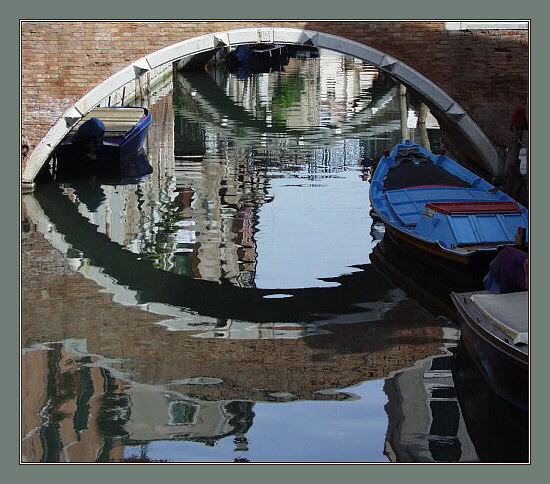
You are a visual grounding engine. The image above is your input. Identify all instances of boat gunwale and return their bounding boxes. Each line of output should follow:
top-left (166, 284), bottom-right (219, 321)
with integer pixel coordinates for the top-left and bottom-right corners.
top-left (61, 106), bottom-right (150, 144)
top-left (450, 292), bottom-right (528, 364)
top-left (54, 106), bottom-right (152, 169)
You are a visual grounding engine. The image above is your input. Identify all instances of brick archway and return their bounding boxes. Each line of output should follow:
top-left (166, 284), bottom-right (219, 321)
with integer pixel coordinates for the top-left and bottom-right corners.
top-left (22, 26), bottom-right (503, 190)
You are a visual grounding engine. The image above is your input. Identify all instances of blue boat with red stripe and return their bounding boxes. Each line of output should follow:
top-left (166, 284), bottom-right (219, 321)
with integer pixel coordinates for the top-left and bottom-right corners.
top-left (369, 140), bottom-right (528, 265)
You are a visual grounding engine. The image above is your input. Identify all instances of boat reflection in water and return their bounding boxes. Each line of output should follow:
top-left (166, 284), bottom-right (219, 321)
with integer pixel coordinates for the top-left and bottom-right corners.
top-left (370, 228), bottom-right (486, 320)
top-left (370, 230), bottom-right (528, 463)
top-left (451, 338), bottom-right (528, 462)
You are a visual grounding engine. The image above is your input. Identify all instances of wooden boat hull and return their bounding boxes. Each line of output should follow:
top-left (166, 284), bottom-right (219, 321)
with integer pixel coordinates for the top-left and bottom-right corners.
top-left (385, 224), bottom-right (497, 266)
top-left (450, 291), bottom-right (528, 412)
top-left (369, 141), bottom-right (528, 264)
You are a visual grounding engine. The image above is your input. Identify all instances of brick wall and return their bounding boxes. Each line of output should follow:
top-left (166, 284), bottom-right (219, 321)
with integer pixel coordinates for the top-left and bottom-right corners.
top-left (21, 21), bottom-right (528, 168)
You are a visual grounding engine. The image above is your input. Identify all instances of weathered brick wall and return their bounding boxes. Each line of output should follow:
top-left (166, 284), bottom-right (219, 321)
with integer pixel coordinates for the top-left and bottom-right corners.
top-left (21, 21), bottom-right (528, 169)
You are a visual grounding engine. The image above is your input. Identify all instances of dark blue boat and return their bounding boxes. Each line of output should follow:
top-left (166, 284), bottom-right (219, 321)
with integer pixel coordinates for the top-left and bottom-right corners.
top-left (451, 290), bottom-right (528, 413)
top-left (369, 140), bottom-right (529, 264)
top-left (450, 322), bottom-right (528, 462)
top-left (55, 106), bottom-right (152, 168)
top-left (226, 44), bottom-right (290, 77)
top-left (231, 43), bottom-right (289, 64)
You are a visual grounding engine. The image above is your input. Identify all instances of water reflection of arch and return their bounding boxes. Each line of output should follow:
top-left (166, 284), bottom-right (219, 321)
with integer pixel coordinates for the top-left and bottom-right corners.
top-left (22, 202), bottom-right (449, 401)
top-left (23, 185), bottom-right (460, 461)
top-left (173, 68), bottom-right (403, 155)
top-left (23, 182), bottom-right (451, 377)
top-left (29, 179), bottom-right (406, 325)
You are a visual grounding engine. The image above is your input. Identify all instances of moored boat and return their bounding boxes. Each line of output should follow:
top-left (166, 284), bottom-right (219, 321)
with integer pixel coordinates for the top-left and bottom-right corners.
top-left (231, 43), bottom-right (289, 63)
top-left (226, 44), bottom-right (290, 75)
top-left (369, 140), bottom-right (528, 264)
top-left (288, 45), bottom-right (319, 59)
top-left (450, 290), bottom-right (528, 412)
top-left (55, 106), bottom-right (152, 171)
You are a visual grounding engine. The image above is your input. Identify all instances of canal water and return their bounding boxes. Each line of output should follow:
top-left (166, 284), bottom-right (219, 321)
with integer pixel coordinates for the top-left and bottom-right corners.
top-left (21, 49), bottom-right (528, 463)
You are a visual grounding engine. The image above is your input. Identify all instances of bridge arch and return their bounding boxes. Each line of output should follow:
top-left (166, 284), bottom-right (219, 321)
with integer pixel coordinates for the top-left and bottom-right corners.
top-left (21, 27), bottom-right (501, 191)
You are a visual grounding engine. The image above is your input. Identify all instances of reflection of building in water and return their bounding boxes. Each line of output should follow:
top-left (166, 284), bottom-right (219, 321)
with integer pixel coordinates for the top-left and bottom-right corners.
top-left (174, 48), bottom-right (445, 179)
top-left (177, 48), bottom-right (441, 164)
top-left (318, 50), bottom-right (380, 126)
top-left (124, 388), bottom-right (254, 449)
top-left (383, 334), bottom-right (479, 463)
top-left (22, 210), bottom-right (464, 461)
top-left (21, 342), bottom-right (127, 463)
top-left (21, 312), bottom-right (459, 461)
top-left (169, 141), bottom-right (268, 287)
top-left (222, 49), bottom-right (381, 130)
top-left (21, 340), bottom-right (255, 462)
top-left (21, 317), bottom-right (453, 461)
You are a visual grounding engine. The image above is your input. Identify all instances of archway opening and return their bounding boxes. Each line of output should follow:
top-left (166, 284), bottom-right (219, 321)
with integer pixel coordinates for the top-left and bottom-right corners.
top-left (22, 27), bottom-right (501, 192)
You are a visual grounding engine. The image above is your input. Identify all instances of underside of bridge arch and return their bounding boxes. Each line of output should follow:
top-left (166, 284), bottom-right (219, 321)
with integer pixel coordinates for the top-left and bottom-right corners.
top-left (21, 27), bottom-right (502, 192)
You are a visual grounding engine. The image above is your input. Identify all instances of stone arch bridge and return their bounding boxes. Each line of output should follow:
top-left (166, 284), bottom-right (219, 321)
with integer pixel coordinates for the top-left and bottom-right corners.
top-left (21, 21), bottom-right (528, 191)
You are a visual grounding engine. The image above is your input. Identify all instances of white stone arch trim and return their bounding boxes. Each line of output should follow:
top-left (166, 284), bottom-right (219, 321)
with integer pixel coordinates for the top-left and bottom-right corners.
top-left (22, 27), bottom-right (502, 190)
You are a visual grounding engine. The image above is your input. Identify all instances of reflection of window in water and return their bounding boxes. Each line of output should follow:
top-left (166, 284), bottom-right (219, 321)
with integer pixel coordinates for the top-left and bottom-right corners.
top-left (168, 400), bottom-right (199, 426)
top-left (426, 356), bottom-right (461, 462)
top-left (428, 400), bottom-right (461, 462)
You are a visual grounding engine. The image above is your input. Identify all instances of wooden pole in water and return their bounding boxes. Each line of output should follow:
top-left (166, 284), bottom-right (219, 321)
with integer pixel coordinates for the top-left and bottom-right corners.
top-left (504, 134), bottom-right (521, 195)
top-left (417, 102), bottom-right (431, 152)
top-left (399, 84), bottom-right (408, 142)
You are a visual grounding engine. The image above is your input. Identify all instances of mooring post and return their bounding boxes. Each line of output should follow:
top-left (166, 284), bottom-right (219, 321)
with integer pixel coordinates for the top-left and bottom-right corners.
top-left (399, 84), bottom-right (408, 142)
top-left (417, 102), bottom-right (431, 152)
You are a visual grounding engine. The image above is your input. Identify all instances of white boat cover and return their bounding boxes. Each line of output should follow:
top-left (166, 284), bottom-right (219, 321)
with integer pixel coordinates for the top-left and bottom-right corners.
top-left (471, 291), bottom-right (529, 345)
